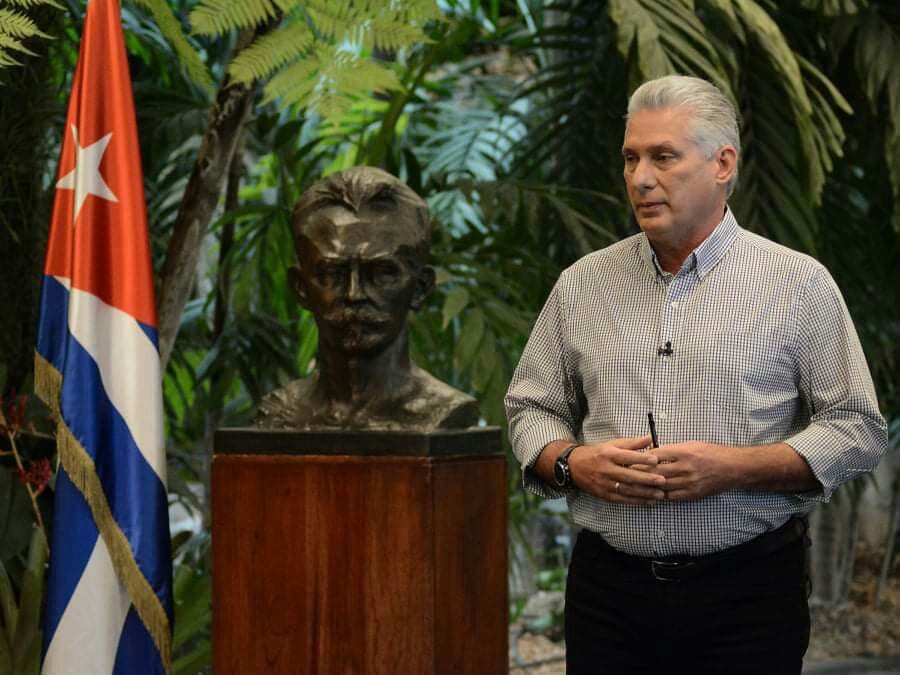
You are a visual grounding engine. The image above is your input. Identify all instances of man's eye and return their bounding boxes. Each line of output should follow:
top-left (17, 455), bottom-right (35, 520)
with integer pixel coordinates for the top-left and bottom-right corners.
top-left (655, 153), bottom-right (676, 163)
top-left (316, 266), bottom-right (343, 283)
top-left (372, 262), bottom-right (401, 282)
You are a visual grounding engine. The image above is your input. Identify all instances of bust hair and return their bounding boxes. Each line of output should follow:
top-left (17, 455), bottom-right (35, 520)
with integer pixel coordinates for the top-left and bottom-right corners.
top-left (292, 166), bottom-right (432, 259)
top-left (627, 75), bottom-right (741, 195)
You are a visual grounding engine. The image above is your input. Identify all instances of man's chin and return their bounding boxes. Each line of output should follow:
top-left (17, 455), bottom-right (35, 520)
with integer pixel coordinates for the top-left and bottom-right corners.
top-left (336, 330), bottom-right (394, 356)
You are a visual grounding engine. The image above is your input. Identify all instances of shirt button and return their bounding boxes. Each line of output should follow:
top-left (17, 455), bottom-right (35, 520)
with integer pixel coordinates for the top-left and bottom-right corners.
top-left (658, 411), bottom-right (668, 420)
top-left (671, 301), bottom-right (679, 309)
top-left (658, 530), bottom-right (666, 538)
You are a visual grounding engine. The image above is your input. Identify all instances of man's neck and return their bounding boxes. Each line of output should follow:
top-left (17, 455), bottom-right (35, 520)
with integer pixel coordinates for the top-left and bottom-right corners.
top-left (650, 205), bottom-right (727, 274)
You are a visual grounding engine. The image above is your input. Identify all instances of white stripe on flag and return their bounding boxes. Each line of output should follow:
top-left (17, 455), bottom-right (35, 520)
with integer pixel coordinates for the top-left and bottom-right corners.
top-left (41, 536), bottom-right (132, 675)
top-left (67, 286), bottom-right (166, 483)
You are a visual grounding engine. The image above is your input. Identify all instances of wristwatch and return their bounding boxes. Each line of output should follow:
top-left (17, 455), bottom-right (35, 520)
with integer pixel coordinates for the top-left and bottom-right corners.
top-left (553, 443), bottom-right (581, 489)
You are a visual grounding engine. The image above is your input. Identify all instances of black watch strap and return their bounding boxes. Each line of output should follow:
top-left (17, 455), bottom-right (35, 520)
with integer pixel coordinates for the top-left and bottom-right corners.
top-left (553, 443), bottom-right (581, 488)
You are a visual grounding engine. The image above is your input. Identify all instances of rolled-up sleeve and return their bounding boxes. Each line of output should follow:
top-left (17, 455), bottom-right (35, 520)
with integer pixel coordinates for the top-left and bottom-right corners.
top-left (505, 278), bottom-right (586, 498)
top-left (784, 267), bottom-right (888, 502)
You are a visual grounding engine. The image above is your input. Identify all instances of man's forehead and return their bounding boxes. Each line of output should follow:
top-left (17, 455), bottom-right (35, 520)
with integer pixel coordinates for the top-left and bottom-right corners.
top-left (300, 208), bottom-right (419, 257)
top-left (622, 107), bottom-right (693, 148)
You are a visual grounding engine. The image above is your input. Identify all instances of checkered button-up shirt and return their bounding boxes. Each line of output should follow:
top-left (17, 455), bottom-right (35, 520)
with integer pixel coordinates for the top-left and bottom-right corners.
top-left (505, 209), bottom-right (887, 557)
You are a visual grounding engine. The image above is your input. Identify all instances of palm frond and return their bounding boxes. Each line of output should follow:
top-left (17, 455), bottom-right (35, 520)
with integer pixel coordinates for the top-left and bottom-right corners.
top-left (724, 0), bottom-right (848, 254)
top-left (849, 5), bottom-right (900, 229)
top-left (130, 0), bottom-right (214, 93)
top-left (608, 0), bottom-right (733, 99)
top-left (799, 0), bottom-right (869, 17)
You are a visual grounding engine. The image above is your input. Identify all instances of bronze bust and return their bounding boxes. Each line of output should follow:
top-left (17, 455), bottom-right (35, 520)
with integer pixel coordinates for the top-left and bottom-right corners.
top-left (257, 167), bottom-right (479, 431)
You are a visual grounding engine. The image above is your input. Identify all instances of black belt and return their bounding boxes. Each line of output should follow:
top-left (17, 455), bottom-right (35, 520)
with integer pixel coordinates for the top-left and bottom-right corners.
top-left (579, 518), bottom-right (808, 582)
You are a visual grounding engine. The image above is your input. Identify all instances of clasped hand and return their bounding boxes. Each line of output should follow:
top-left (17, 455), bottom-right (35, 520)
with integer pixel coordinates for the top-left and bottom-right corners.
top-left (567, 436), bottom-right (733, 504)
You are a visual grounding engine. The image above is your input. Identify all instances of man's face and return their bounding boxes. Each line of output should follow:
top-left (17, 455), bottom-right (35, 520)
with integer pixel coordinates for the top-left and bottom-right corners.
top-left (293, 202), bottom-right (432, 356)
top-left (622, 106), bottom-right (733, 245)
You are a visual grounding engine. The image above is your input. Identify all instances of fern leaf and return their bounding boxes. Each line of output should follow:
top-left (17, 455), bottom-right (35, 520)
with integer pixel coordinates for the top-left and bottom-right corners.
top-left (401, 0), bottom-right (444, 23)
top-left (130, 0), bottom-right (213, 92)
top-left (228, 20), bottom-right (313, 85)
top-left (0, 33), bottom-right (37, 57)
top-left (305, 4), bottom-right (358, 40)
top-left (2, 0), bottom-right (65, 9)
top-left (366, 19), bottom-right (430, 52)
top-left (261, 47), bottom-right (324, 106)
top-left (263, 45), bottom-right (401, 121)
top-left (331, 56), bottom-right (401, 95)
top-left (0, 8), bottom-right (52, 40)
top-left (0, 49), bottom-right (21, 67)
top-left (190, 0), bottom-right (281, 36)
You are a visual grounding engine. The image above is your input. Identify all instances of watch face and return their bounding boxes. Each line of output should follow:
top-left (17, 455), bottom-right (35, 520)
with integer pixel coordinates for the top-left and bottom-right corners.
top-left (554, 460), bottom-right (567, 487)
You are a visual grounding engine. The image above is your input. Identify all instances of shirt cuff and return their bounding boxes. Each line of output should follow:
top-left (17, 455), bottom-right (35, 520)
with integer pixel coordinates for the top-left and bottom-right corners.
top-left (783, 426), bottom-right (866, 503)
top-left (515, 418), bottom-right (577, 500)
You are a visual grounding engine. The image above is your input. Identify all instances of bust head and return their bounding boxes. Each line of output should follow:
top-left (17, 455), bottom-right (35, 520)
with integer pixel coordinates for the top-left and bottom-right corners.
top-left (257, 167), bottom-right (478, 430)
top-left (290, 166), bottom-right (436, 356)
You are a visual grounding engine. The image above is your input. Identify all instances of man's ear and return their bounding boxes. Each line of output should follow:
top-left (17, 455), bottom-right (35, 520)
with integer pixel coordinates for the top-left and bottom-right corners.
top-left (410, 265), bottom-right (436, 311)
top-left (288, 265), bottom-right (310, 309)
top-left (715, 145), bottom-right (738, 187)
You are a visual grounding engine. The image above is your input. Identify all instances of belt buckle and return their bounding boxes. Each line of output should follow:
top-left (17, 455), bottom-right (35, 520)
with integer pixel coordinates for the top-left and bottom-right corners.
top-left (651, 560), bottom-right (694, 582)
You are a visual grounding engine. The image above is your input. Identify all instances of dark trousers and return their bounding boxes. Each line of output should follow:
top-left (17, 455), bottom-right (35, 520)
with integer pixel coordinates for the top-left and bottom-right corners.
top-left (565, 530), bottom-right (810, 674)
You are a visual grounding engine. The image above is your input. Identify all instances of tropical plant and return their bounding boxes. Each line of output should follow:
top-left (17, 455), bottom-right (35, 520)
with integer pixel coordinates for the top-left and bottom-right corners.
top-left (1, 4), bottom-right (899, 671)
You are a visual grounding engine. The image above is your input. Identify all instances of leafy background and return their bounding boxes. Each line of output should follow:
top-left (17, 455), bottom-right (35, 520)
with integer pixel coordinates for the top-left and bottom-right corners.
top-left (1, 0), bottom-right (899, 672)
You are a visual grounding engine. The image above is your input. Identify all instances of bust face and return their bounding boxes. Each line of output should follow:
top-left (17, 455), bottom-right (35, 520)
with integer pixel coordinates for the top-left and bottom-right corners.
top-left (293, 200), bottom-right (432, 356)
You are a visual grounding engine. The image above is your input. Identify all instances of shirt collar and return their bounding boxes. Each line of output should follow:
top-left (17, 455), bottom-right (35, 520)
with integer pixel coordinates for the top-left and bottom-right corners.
top-left (637, 207), bottom-right (739, 280)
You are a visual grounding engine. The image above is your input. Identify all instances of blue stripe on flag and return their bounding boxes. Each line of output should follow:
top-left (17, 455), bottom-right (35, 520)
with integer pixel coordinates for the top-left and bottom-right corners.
top-left (137, 319), bottom-right (159, 349)
top-left (42, 467), bottom-right (101, 653)
top-left (113, 608), bottom-right (166, 675)
top-left (59, 331), bottom-right (173, 618)
top-left (36, 275), bottom-right (70, 372)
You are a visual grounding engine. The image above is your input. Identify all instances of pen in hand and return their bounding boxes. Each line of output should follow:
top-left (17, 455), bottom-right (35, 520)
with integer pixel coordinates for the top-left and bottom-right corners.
top-left (647, 412), bottom-right (659, 449)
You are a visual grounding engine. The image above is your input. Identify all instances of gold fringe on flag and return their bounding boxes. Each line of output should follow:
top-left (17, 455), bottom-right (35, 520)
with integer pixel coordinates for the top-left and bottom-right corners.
top-left (34, 351), bottom-right (173, 674)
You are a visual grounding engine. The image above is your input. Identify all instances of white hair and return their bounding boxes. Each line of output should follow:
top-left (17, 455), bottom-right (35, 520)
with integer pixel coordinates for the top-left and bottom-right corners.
top-left (627, 75), bottom-right (740, 195)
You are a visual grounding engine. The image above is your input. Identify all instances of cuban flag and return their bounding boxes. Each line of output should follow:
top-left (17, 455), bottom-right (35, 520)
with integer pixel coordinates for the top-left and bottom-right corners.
top-left (34, 0), bottom-right (173, 673)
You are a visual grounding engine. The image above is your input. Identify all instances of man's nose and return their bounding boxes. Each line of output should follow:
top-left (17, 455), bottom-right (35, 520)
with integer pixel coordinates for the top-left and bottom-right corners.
top-left (631, 159), bottom-right (656, 193)
top-left (346, 264), bottom-right (366, 302)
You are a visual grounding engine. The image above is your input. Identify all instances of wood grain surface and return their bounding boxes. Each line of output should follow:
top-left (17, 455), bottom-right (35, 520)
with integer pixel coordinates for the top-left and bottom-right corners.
top-left (212, 453), bottom-right (507, 675)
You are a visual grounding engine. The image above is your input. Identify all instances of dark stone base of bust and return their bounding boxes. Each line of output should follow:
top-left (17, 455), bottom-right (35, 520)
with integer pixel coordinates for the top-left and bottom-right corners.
top-left (211, 427), bottom-right (508, 675)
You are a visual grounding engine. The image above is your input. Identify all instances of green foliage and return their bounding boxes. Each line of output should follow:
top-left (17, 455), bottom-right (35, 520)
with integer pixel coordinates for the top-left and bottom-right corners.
top-left (0, 528), bottom-right (48, 675)
top-left (0, 2), bottom-right (56, 70)
top-left (0, 1), bottom-right (898, 669)
top-left (190, 0), bottom-right (441, 120)
top-left (188, 0), bottom-right (283, 34)
top-left (171, 533), bottom-right (212, 675)
top-left (608, 0), bottom-right (732, 98)
top-left (130, 0), bottom-right (214, 92)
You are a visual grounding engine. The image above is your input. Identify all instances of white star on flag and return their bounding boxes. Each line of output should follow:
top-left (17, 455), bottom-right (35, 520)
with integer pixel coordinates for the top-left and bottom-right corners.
top-left (56, 124), bottom-right (119, 223)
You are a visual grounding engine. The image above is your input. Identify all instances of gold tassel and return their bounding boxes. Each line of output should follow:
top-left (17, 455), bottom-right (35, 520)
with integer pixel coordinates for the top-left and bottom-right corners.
top-left (33, 352), bottom-right (62, 415)
top-left (34, 351), bottom-right (172, 673)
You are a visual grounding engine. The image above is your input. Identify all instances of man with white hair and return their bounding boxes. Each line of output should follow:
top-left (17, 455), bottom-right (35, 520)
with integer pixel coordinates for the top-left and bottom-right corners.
top-left (505, 75), bottom-right (886, 673)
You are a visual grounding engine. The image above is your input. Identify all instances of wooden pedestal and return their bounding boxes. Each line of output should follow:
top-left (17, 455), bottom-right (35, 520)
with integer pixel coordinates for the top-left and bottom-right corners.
top-left (212, 428), bottom-right (507, 675)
